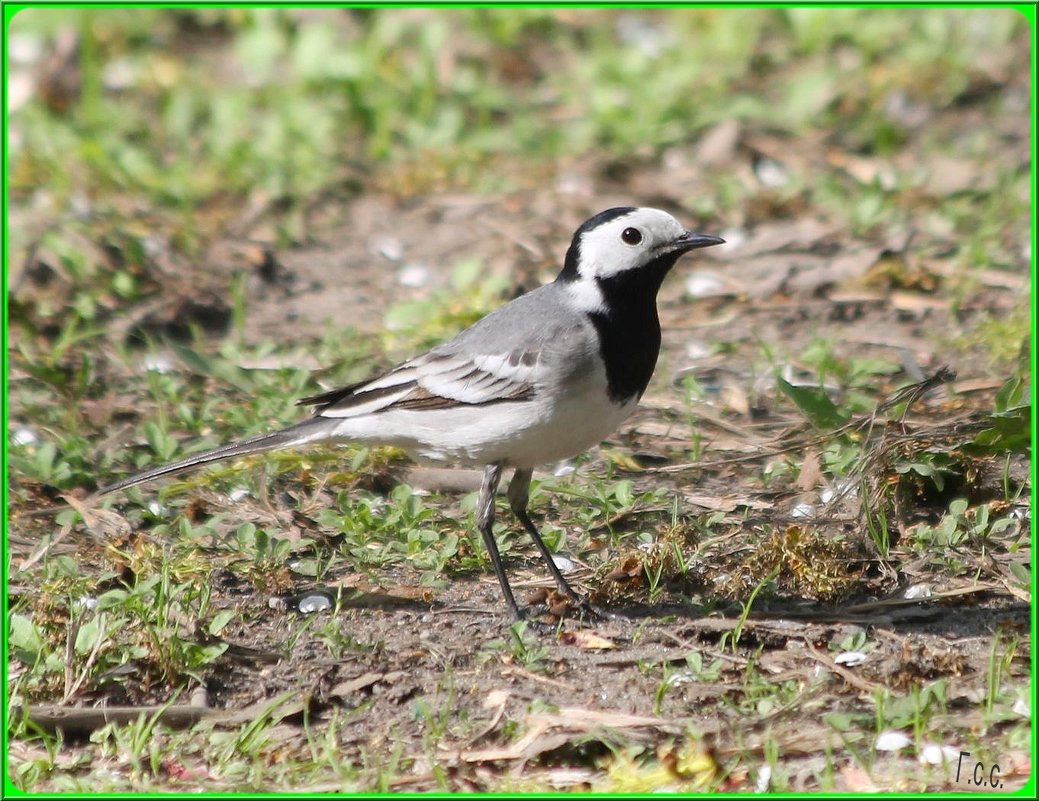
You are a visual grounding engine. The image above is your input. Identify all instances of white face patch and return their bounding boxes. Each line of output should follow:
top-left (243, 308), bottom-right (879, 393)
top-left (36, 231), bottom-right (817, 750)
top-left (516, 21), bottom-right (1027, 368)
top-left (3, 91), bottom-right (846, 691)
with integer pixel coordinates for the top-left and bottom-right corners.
top-left (575, 208), bottom-right (687, 281)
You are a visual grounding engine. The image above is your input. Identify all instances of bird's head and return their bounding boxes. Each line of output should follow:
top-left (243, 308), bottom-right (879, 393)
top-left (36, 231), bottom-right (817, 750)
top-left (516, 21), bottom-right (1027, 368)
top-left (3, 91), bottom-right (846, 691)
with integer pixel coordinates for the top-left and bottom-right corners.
top-left (558, 207), bottom-right (723, 291)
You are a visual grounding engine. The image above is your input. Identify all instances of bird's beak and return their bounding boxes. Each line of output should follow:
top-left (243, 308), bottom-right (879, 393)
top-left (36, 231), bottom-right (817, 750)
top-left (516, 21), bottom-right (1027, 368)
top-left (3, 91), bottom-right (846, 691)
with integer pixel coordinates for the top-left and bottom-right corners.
top-left (673, 231), bottom-right (725, 252)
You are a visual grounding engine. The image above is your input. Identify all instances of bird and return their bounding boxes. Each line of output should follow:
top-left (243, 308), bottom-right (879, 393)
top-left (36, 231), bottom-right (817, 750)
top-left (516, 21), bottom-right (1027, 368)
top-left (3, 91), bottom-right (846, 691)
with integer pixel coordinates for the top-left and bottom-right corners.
top-left (97, 207), bottom-right (724, 621)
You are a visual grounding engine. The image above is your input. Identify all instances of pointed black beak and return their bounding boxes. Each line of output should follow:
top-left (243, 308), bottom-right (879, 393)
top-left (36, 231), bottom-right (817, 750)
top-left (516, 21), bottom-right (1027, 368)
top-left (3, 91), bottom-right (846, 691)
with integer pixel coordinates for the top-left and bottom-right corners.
top-left (673, 231), bottom-right (725, 252)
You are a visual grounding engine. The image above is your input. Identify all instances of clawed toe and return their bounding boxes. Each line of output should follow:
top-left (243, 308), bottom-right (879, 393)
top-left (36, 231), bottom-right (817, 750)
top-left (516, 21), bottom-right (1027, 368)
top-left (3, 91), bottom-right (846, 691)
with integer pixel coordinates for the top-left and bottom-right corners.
top-left (517, 590), bottom-right (626, 628)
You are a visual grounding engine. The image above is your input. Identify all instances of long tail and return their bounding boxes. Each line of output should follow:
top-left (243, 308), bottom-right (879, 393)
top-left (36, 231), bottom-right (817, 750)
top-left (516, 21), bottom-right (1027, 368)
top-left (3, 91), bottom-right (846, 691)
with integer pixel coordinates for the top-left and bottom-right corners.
top-left (96, 417), bottom-right (332, 496)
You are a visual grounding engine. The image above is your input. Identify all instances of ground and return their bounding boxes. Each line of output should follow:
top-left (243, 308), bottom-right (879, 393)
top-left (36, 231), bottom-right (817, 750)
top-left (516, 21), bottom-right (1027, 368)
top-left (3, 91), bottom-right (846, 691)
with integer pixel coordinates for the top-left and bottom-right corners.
top-left (5, 7), bottom-right (1033, 793)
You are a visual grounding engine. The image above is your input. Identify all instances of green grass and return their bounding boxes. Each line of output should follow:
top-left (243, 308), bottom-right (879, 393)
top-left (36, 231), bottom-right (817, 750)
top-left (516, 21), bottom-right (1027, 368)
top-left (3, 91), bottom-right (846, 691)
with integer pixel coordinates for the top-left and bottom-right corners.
top-left (9, 8), bottom-right (1030, 205)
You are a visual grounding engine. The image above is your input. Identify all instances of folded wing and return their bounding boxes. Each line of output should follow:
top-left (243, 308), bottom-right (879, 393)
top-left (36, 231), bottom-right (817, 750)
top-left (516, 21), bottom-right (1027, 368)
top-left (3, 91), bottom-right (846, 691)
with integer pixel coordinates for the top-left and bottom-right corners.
top-left (298, 349), bottom-right (541, 419)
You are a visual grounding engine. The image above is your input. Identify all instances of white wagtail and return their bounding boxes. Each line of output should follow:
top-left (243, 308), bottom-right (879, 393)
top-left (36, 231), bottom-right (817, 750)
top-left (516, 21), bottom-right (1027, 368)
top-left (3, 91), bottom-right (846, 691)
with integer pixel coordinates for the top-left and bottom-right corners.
top-left (98, 207), bottom-right (724, 620)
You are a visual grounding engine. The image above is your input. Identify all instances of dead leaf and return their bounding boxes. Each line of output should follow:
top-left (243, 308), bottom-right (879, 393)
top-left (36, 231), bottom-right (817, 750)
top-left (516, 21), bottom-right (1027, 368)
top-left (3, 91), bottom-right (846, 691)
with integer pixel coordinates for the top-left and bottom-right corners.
top-left (482, 689), bottom-right (510, 710)
top-left (796, 449), bottom-right (822, 492)
top-left (889, 291), bottom-right (951, 313)
top-left (718, 384), bottom-right (751, 417)
top-left (329, 670), bottom-right (405, 700)
top-left (459, 720), bottom-right (559, 763)
top-left (682, 494), bottom-right (773, 512)
top-left (841, 765), bottom-right (879, 792)
top-left (328, 672), bottom-right (383, 698)
top-left (924, 260), bottom-right (1029, 292)
top-left (466, 689), bottom-right (511, 745)
top-left (605, 555), bottom-right (643, 581)
top-left (65, 495), bottom-right (126, 535)
top-left (500, 667), bottom-right (574, 691)
top-left (340, 585), bottom-right (432, 608)
top-left (558, 630), bottom-right (616, 650)
top-left (540, 706), bottom-right (674, 730)
top-left (460, 705), bottom-right (678, 764)
top-left (826, 149), bottom-right (897, 189)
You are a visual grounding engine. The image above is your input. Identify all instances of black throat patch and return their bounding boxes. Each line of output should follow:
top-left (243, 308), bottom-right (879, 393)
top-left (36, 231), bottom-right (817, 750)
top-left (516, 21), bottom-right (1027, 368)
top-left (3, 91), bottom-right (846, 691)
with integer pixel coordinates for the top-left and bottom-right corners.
top-left (585, 251), bottom-right (683, 404)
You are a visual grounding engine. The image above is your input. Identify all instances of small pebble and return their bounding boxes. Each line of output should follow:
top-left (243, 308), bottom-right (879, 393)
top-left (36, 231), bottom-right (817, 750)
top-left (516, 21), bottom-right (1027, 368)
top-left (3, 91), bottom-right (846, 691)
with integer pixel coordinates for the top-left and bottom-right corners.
top-left (140, 353), bottom-right (173, 374)
top-left (551, 555), bottom-right (575, 574)
top-left (665, 671), bottom-right (694, 687)
top-left (553, 460), bottom-right (575, 477)
top-left (11, 428), bottom-right (37, 446)
top-left (834, 651), bottom-right (868, 667)
top-left (755, 764), bottom-right (772, 793)
top-left (397, 263), bottom-right (430, 288)
top-left (375, 237), bottom-right (403, 261)
top-left (755, 157), bottom-right (789, 187)
top-left (684, 340), bottom-right (713, 360)
top-left (875, 731), bottom-right (912, 752)
top-left (821, 481), bottom-right (856, 504)
top-left (298, 594), bottom-right (332, 615)
top-left (685, 272), bottom-right (725, 298)
top-left (918, 743), bottom-right (959, 765)
top-left (790, 502), bottom-right (815, 519)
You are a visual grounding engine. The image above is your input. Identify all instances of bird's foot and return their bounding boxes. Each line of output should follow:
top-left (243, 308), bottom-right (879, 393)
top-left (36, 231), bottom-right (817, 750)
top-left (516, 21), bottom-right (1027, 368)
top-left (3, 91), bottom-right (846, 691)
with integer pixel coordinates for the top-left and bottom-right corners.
top-left (578, 599), bottom-right (630, 623)
top-left (522, 588), bottom-right (627, 627)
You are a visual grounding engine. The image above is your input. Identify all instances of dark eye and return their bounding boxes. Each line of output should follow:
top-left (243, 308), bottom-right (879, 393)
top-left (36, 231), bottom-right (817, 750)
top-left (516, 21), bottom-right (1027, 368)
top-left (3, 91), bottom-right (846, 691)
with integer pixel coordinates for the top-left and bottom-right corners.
top-left (621, 227), bottom-right (643, 245)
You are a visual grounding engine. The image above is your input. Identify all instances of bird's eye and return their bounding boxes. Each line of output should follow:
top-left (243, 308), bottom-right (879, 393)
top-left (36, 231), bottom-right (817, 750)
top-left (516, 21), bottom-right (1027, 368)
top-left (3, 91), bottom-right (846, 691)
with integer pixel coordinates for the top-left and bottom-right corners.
top-left (621, 227), bottom-right (643, 246)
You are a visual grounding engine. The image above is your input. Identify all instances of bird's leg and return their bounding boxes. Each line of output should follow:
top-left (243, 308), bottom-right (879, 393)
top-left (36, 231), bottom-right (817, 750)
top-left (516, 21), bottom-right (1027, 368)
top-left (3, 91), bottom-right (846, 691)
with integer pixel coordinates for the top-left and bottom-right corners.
top-left (507, 468), bottom-right (604, 618)
top-left (476, 463), bottom-right (523, 621)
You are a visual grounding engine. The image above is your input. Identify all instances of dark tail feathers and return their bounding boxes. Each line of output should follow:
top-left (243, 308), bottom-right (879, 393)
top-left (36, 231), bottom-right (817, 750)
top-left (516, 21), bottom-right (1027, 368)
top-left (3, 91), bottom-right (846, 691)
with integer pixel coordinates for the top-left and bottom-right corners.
top-left (96, 418), bottom-right (327, 496)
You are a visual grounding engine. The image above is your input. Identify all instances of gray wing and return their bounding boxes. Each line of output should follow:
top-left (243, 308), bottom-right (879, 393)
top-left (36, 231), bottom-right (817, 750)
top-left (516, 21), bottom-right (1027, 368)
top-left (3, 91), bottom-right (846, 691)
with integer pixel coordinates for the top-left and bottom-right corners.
top-left (301, 284), bottom-right (586, 418)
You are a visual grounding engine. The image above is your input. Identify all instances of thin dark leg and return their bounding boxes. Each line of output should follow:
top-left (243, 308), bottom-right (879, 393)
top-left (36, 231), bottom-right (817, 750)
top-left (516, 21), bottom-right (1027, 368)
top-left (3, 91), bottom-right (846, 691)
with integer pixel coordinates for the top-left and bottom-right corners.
top-left (476, 463), bottom-right (523, 620)
top-left (507, 468), bottom-right (591, 608)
